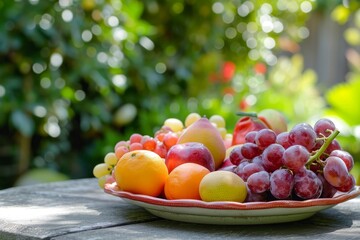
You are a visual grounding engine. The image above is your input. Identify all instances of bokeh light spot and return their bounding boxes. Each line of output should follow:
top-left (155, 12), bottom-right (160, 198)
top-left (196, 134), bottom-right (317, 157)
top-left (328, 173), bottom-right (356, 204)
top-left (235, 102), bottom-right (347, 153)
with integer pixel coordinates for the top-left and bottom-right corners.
top-left (140, 36), bottom-right (155, 50)
top-left (155, 62), bottom-right (166, 74)
top-left (50, 53), bottom-right (63, 68)
top-left (212, 2), bottom-right (224, 14)
top-left (74, 90), bottom-right (86, 101)
top-left (82, 30), bottom-right (93, 42)
top-left (33, 106), bottom-right (47, 118)
top-left (300, 1), bottom-right (312, 13)
top-left (61, 9), bottom-right (73, 22)
top-left (112, 74), bottom-right (127, 88)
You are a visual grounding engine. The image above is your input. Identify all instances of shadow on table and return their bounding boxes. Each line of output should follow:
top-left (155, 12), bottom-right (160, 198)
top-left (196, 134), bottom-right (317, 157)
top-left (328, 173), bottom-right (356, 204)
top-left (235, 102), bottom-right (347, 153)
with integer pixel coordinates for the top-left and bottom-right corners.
top-left (130, 208), bottom-right (356, 239)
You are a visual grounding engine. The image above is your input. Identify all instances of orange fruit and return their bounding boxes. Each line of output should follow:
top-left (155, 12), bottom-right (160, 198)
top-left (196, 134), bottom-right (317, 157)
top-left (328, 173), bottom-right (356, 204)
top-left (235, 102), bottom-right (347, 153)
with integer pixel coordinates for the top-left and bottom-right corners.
top-left (164, 163), bottom-right (210, 200)
top-left (114, 150), bottom-right (168, 197)
top-left (199, 170), bottom-right (247, 202)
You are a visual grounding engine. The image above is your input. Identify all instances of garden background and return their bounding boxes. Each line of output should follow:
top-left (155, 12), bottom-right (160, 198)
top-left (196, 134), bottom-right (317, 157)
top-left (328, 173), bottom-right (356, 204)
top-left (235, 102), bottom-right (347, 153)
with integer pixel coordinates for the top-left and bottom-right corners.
top-left (1, 0), bottom-right (360, 189)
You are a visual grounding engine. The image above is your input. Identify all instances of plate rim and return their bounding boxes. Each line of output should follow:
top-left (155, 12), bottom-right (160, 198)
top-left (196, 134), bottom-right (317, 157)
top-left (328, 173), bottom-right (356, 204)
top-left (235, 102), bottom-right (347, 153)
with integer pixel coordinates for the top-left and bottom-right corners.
top-left (104, 183), bottom-right (360, 211)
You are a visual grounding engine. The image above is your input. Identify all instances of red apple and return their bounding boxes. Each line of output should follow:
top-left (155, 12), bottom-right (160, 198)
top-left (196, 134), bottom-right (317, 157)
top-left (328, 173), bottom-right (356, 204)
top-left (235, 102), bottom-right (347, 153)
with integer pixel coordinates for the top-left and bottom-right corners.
top-left (165, 142), bottom-right (215, 173)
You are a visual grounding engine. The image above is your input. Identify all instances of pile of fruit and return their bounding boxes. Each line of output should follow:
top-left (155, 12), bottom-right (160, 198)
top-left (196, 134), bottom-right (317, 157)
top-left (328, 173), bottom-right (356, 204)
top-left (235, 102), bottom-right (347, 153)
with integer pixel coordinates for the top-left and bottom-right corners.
top-left (93, 110), bottom-right (356, 203)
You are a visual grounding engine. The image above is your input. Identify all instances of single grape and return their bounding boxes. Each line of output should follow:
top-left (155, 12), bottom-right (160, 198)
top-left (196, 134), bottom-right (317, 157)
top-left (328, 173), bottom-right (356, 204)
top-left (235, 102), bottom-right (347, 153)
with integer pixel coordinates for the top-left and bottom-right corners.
top-left (270, 169), bottom-right (294, 199)
top-left (252, 155), bottom-right (263, 165)
top-left (234, 161), bottom-right (249, 178)
top-left (323, 156), bottom-right (350, 188)
top-left (235, 162), bottom-right (264, 181)
top-left (255, 129), bottom-right (276, 149)
top-left (114, 140), bottom-right (129, 151)
top-left (163, 132), bottom-right (179, 150)
top-left (129, 133), bottom-right (143, 144)
top-left (335, 175), bottom-right (355, 193)
top-left (262, 143), bottom-right (284, 172)
top-left (129, 142), bottom-right (143, 151)
top-left (247, 171), bottom-right (270, 193)
top-left (164, 118), bottom-right (184, 132)
top-left (317, 173), bottom-right (337, 198)
top-left (141, 136), bottom-right (157, 151)
top-left (104, 152), bottom-right (118, 166)
top-left (293, 169), bottom-right (322, 199)
top-left (229, 146), bottom-right (245, 166)
top-left (93, 163), bottom-right (113, 178)
top-left (276, 132), bottom-right (291, 149)
top-left (288, 123), bottom-right (317, 151)
top-left (314, 118), bottom-right (336, 137)
top-left (97, 174), bottom-right (115, 189)
top-left (115, 145), bottom-right (129, 159)
top-left (98, 175), bottom-right (108, 189)
top-left (244, 131), bottom-right (257, 143)
top-left (241, 142), bottom-right (262, 159)
top-left (282, 145), bottom-right (310, 173)
top-left (324, 139), bottom-right (342, 155)
top-left (330, 150), bottom-right (354, 171)
top-left (154, 132), bottom-right (166, 142)
top-left (209, 114), bottom-right (226, 128)
top-left (184, 112), bottom-right (201, 128)
top-left (245, 186), bottom-right (268, 202)
top-left (154, 142), bottom-right (167, 158)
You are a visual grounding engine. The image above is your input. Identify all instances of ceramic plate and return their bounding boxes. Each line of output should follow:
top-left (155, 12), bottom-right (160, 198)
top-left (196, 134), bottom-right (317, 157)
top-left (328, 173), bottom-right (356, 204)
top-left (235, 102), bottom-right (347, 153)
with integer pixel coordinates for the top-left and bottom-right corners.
top-left (104, 184), bottom-right (360, 225)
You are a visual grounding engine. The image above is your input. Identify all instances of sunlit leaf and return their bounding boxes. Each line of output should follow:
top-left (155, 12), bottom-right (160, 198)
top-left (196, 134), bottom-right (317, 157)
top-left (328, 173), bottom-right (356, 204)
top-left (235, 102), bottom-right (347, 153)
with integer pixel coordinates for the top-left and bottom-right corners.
top-left (331, 5), bottom-right (350, 24)
top-left (344, 28), bottom-right (360, 45)
top-left (61, 87), bottom-right (74, 100)
top-left (325, 78), bottom-right (360, 126)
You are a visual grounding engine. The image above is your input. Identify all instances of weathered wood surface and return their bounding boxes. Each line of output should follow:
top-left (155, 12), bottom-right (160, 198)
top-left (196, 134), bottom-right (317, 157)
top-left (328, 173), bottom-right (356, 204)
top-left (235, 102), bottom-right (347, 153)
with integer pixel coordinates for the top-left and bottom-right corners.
top-left (0, 179), bottom-right (359, 240)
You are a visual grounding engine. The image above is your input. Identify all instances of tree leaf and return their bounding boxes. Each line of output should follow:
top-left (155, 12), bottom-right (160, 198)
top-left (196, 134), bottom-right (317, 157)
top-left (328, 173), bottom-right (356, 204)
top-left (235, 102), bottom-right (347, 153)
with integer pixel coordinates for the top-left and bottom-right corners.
top-left (325, 78), bottom-right (360, 126)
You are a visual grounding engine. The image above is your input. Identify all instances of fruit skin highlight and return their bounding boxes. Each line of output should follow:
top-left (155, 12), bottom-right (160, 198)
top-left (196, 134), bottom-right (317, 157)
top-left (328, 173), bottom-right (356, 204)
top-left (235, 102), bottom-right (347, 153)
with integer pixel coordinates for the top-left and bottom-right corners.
top-left (177, 117), bottom-right (226, 170)
top-left (114, 150), bottom-right (168, 197)
top-left (199, 170), bottom-right (247, 202)
top-left (164, 163), bottom-right (210, 200)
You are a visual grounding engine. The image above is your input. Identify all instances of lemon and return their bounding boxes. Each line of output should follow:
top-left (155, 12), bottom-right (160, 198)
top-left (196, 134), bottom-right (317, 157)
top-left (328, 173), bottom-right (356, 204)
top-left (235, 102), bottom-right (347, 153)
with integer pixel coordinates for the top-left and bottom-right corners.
top-left (199, 171), bottom-right (247, 202)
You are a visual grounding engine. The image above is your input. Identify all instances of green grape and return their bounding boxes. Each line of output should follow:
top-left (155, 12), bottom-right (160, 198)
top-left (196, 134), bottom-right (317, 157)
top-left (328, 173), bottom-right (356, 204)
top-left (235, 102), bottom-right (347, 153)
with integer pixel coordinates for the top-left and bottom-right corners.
top-left (104, 152), bottom-right (118, 166)
top-left (93, 163), bottom-right (112, 178)
top-left (217, 127), bottom-right (227, 139)
top-left (164, 118), bottom-right (184, 132)
top-left (98, 175), bottom-right (108, 189)
top-left (184, 112), bottom-right (201, 127)
top-left (209, 114), bottom-right (226, 128)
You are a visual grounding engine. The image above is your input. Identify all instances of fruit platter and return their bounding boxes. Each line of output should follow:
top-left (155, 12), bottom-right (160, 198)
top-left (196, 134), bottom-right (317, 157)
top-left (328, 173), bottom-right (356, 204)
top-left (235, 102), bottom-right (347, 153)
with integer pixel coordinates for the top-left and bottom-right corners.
top-left (94, 110), bottom-right (360, 225)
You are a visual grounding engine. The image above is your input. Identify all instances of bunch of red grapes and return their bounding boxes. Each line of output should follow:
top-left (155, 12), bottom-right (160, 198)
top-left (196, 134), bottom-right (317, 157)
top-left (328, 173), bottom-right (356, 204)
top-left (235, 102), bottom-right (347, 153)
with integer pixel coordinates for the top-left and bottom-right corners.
top-left (228, 118), bottom-right (355, 202)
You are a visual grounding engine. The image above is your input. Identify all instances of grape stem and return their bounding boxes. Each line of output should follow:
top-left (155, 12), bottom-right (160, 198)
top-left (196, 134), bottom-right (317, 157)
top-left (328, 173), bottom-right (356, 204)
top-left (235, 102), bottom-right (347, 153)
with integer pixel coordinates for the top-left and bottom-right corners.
top-left (236, 112), bottom-right (258, 118)
top-left (305, 129), bottom-right (340, 168)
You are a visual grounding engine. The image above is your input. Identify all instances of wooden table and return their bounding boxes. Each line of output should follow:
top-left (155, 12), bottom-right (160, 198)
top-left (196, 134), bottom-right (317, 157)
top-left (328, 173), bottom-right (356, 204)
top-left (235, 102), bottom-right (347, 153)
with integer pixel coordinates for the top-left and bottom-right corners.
top-left (0, 178), bottom-right (359, 240)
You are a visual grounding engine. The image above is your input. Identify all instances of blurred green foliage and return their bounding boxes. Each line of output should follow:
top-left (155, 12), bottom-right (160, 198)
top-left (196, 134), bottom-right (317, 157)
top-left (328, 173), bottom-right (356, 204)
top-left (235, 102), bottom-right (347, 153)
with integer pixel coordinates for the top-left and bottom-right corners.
top-left (240, 54), bottom-right (325, 125)
top-left (325, 5), bottom-right (360, 181)
top-left (1, 0), bottom-right (155, 187)
top-left (0, 0), bottom-right (355, 188)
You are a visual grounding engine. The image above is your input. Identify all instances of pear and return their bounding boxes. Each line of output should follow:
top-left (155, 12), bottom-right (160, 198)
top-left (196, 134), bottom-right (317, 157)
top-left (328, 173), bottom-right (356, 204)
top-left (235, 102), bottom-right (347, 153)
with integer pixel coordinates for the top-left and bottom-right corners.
top-left (177, 117), bottom-right (226, 169)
